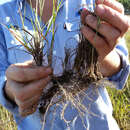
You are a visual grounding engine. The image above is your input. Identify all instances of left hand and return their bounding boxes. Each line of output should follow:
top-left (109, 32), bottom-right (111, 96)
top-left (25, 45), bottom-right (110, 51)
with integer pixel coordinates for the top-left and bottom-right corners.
top-left (81, 0), bottom-right (130, 77)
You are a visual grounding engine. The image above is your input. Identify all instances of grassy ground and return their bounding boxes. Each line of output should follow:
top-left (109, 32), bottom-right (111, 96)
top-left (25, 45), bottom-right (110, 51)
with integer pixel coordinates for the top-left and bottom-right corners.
top-left (0, 29), bottom-right (130, 130)
top-left (0, 106), bottom-right (17, 130)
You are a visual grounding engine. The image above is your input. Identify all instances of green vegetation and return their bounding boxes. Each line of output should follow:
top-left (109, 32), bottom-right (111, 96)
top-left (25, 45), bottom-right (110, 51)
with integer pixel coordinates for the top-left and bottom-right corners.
top-left (118, 0), bottom-right (130, 13)
top-left (107, 81), bottom-right (130, 130)
top-left (0, 105), bottom-right (17, 130)
top-left (119, 0), bottom-right (130, 9)
top-left (125, 30), bottom-right (130, 54)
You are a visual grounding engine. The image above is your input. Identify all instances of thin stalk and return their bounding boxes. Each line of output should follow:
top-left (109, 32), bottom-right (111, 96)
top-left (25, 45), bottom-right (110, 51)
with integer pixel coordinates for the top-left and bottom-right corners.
top-left (48, 0), bottom-right (63, 66)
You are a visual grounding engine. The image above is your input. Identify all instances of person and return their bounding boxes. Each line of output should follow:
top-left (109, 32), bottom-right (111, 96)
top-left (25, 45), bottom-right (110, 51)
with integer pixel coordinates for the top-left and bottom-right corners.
top-left (0, 0), bottom-right (130, 129)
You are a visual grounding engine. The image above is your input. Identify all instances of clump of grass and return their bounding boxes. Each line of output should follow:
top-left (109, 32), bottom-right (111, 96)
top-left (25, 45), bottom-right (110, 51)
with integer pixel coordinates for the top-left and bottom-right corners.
top-left (125, 30), bottom-right (130, 55)
top-left (107, 83), bottom-right (130, 130)
top-left (0, 105), bottom-right (17, 130)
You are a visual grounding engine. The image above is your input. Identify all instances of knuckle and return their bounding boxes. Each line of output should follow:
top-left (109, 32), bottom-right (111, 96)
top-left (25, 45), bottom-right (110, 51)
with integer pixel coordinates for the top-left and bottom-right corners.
top-left (101, 5), bottom-right (109, 17)
top-left (5, 64), bottom-right (15, 77)
top-left (6, 64), bottom-right (28, 82)
top-left (107, 29), bottom-right (120, 44)
top-left (86, 15), bottom-right (96, 26)
top-left (95, 5), bottom-right (106, 16)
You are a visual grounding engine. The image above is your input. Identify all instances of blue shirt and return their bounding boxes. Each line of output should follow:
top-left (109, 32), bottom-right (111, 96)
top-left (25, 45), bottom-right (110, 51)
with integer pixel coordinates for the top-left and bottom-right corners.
top-left (0, 0), bottom-right (129, 130)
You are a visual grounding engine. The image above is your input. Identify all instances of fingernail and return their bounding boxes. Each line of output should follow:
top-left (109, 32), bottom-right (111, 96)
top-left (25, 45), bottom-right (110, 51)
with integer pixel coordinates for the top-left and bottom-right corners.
top-left (96, 5), bottom-right (105, 15)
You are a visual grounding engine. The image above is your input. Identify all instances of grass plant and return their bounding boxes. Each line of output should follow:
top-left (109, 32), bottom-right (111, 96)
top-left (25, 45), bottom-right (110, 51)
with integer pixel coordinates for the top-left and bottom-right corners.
top-left (3, 0), bottom-right (102, 121)
top-left (0, 0), bottom-right (130, 129)
top-left (0, 31), bottom-right (129, 130)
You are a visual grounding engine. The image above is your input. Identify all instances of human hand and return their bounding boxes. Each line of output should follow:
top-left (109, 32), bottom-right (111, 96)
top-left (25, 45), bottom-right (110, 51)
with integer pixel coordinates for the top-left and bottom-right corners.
top-left (81, 0), bottom-right (130, 77)
top-left (5, 61), bottom-right (52, 117)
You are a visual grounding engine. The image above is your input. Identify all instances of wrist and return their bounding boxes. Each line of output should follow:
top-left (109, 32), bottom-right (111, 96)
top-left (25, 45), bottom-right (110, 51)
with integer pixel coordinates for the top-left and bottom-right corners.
top-left (99, 50), bottom-right (121, 77)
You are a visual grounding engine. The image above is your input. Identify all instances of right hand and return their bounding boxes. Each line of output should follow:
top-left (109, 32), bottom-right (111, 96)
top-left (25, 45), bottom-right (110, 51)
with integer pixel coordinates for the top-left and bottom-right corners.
top-left (5, 61), bottom-right (52, 117)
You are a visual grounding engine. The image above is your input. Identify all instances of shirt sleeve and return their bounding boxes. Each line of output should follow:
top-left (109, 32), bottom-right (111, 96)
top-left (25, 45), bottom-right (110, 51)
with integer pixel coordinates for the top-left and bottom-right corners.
top-left (108, 37), bottom-right (130, 89)
top-left (0, 25), bottom-right (19, 115)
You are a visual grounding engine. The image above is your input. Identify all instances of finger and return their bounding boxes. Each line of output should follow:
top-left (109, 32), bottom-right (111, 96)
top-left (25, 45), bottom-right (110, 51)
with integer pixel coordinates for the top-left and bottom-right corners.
top-left (15, 95), bottom-right (40, 111)
top-left (6, 79), bottom-right (25, 102)
top-left (81, 9), bottom-right (91, 25)
top-left (81, 25), bottom-right (111, 59)
top-left (14, 76), bottom-right (51, 102)
top-left (96, 0), bottom-right (124, 14)
top-left (85, 14), bottom-right (120, 46)
top-left (95, 4), bottom-right (130, 36)
top-left (6, 64), bottom-right (52, 82)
